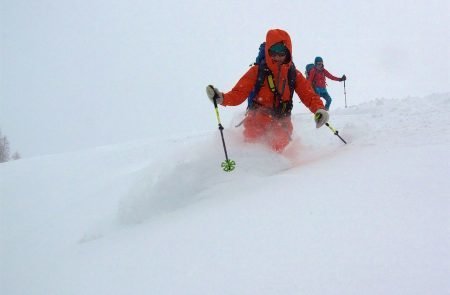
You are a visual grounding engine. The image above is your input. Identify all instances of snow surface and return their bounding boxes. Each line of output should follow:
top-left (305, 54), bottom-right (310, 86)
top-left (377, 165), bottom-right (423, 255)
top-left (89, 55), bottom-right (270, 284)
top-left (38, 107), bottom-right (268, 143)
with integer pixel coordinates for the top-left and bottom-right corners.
top-left (1, 93), bottom-right (450, 294)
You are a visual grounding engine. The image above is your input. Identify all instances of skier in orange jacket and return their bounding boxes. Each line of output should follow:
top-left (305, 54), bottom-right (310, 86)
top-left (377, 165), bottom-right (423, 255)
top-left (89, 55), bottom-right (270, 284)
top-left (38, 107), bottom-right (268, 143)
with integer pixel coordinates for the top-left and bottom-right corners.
top-left (206, 29), bottom-right (329, 152)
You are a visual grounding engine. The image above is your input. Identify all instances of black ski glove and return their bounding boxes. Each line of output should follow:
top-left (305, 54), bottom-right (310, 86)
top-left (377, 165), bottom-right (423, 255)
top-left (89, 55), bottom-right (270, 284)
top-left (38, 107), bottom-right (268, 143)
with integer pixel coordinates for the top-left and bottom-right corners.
top-left (340, 75), bottom-right (347, 82)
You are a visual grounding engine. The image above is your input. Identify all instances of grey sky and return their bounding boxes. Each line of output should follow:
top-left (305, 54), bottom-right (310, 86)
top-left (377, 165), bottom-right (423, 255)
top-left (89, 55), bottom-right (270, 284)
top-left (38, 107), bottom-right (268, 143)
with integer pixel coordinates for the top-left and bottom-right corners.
top-left (1, 0), bottom-right (449, 157)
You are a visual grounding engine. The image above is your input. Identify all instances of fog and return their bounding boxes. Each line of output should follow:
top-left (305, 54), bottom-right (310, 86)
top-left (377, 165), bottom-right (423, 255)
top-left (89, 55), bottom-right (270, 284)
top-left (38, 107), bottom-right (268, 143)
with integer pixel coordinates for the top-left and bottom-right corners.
top-left (1, 0), bottom-right (448, 157)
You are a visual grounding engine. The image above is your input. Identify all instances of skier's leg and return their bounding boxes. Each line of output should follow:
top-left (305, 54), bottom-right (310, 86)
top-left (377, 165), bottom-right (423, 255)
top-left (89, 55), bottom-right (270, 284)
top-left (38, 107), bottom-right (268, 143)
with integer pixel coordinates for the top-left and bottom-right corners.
top-left (243, 110), bottom-right (271, 143)
top-left (269, 117), bottom-right (293, 152)
top-left (322, 89), bottom-right (332, 111)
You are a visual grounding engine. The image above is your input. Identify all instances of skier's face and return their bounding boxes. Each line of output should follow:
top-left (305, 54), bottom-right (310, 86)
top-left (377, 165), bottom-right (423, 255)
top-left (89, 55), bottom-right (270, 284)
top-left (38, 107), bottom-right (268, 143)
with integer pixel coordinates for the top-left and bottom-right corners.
top-left (269, 51), bottom-right (287, 66)
top-left (316, 62), bottom-right (324, 69)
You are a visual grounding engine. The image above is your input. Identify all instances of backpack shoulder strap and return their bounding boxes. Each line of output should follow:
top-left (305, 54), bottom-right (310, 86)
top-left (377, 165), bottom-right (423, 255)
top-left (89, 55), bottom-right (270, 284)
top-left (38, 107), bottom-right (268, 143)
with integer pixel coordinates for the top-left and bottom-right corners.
top-left (288, 63), bottom-right (297, 98)
top-left (248, 62), bottom-right (270, 108)
top-left (256, 62), bottom-right (270, 93)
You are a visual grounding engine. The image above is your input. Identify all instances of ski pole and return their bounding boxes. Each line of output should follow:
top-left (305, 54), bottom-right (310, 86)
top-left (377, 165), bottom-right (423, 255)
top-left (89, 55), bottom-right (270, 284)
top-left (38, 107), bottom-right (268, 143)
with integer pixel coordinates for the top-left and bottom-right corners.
top-left (207, 85), bottom-right (236, 172)
top-left (235, 118), bottom-right (245, 128)
top-left (315, 113), bottom-right (347, 144)
top-left (235, 109), bottom-right (249, 128)
top-left (344, 80), bottom-right (347, 108)
top-left (325, 122), bottom-right (347, 144)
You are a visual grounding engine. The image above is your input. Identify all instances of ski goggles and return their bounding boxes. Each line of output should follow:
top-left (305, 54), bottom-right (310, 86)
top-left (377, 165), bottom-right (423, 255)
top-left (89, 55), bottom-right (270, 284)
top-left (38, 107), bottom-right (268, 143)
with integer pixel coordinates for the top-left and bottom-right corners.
top-left (269, 50), bottom-right (287, 57)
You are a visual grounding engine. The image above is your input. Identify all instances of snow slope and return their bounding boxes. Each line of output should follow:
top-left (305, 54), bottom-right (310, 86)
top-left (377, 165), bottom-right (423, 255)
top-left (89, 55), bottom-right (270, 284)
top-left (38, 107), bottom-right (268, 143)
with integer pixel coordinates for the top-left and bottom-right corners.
top-left (1, 93), bottom-right (449, 295)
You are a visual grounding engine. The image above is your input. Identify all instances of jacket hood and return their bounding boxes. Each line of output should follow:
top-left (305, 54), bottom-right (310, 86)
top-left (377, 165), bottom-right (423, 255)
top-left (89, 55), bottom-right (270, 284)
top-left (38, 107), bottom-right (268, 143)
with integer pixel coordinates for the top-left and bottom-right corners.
top-left (265, 29), bottom-right (293, 71)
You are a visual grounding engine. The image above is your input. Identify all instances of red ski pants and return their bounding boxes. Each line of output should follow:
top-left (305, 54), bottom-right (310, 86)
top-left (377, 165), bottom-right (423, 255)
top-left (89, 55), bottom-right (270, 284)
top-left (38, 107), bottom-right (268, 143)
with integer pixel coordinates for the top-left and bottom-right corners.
top-left (243, 110), bottom-right (293, 152)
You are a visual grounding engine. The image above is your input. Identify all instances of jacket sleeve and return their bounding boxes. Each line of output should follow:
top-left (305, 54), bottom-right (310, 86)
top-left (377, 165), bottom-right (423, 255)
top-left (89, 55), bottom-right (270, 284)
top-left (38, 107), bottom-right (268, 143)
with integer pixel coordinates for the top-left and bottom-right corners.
top-left (294, 70), bottom-right (324, 113)
top-left (324, 69), bottom-right (341, 81)
top-left (222, 66), bottom-right (258, 106)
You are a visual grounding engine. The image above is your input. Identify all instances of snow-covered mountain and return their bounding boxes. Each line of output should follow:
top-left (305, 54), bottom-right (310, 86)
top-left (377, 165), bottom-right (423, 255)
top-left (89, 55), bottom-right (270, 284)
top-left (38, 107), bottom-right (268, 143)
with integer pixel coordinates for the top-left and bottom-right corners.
top-left (1, 93), bottom-right (449, 295)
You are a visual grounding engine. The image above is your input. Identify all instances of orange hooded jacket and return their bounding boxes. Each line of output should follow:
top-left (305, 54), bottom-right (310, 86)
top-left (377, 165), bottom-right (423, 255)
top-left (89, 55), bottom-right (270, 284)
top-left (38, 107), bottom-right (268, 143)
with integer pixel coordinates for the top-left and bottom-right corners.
top-left (222, 29), bottom-right (324, 114)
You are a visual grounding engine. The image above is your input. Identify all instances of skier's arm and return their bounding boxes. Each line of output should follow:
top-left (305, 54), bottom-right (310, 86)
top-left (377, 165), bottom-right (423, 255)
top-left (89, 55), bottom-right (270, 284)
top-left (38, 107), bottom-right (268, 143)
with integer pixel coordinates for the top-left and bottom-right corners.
top-left (222, 66), bottom-right (258, 106)
top-left (324, 69), bottom-right (341, 81)
top-left (294, 71), bottom-right (325, 113)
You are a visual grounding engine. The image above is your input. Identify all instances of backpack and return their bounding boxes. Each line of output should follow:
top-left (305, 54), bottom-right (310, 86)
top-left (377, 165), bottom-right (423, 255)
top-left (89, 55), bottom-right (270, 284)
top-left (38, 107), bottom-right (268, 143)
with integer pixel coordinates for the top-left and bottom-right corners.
top-left (305, 63), bottom-right (314, 79)
top-left (247, 42), bottom-right (297, 117)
